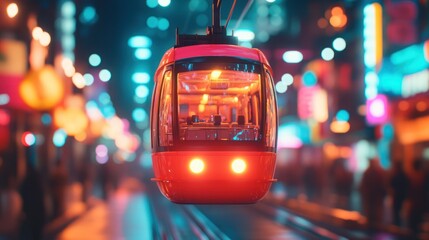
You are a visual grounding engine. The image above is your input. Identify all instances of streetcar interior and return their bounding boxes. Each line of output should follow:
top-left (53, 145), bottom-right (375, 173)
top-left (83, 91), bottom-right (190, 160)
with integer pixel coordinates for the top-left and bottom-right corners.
top-left (177, 69), bottom-right (262, 142)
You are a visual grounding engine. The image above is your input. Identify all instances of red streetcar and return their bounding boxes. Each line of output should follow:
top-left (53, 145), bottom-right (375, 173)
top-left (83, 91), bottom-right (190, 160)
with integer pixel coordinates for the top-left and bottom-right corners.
top-left (151, 0), bottom-right (278, 204)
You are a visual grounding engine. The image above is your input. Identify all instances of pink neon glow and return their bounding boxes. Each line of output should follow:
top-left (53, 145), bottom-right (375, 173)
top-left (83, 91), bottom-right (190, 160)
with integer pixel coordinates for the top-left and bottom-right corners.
top-left (95, 144), bottom-right (108, 157)
top-left (366, 94), bottom-right (389, 125)
top-left (0, 110), bottom-right (10, 126)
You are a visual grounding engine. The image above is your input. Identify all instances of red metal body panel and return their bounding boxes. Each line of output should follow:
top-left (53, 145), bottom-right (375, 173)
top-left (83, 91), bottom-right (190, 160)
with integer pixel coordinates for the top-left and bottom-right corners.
top-left (152, 151), bottom-right (276, 204)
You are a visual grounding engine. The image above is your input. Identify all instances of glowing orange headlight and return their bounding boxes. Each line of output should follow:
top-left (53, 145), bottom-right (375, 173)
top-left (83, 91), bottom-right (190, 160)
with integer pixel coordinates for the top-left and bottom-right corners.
top-left (189, 158), bottom-right (205, 174)
top-left (231, 158), bottom-right (247, 174)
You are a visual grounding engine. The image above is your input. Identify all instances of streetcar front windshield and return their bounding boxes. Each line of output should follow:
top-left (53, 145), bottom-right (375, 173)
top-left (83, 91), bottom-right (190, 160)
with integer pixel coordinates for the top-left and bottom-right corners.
top-left (176, 60), bottom-right (262, 142)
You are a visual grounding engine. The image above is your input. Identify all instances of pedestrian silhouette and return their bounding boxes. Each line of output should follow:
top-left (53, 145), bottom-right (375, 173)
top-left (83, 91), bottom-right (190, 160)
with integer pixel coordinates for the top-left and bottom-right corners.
top-left (331, 158), bottom-right (354, 209)
top-left (0, 173), bottom-right (22, 239)
top-left (49, 159), bottom-right (68, 219)
top-left (359, 157), bottom-right (387, 231)
top-left (407, 158), bottom-right (425, 236)
top-left (424, 161), bottom-right (429, 222)
top-left (19, 160), bottom-right (46, 240)
top-left (389, 160), bottom-right (409, 227)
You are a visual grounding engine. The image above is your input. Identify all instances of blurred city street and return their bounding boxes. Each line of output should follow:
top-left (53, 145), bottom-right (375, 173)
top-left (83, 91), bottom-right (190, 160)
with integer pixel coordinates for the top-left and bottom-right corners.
top-left (1, 0), bottom-right (429, 239)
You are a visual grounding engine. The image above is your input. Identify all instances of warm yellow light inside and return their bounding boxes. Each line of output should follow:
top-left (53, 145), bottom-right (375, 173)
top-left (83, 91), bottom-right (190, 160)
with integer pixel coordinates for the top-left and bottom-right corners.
top-left (210, 70), bottom-right (222, 80)
top-left (231, 159), bottom-right (247, 174)
top-left (189, 158), bottom-right (205, 174)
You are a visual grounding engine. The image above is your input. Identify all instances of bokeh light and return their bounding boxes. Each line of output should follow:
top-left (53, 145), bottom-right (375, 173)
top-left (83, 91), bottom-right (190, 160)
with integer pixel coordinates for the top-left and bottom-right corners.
top-left (99, 69), bottom-right (111, 82)
top-left (0, 110), bottom-right (10, 126)
top-left (80, 6), bottom-right (97, 24)
top-left (41, 113), bottom-right (52, 125)
top-left (72, 72), bottom-right (85, 89)
top-left (321, 47), bottom-right (335, 61)
top-left (147, 0), bottom-right (158, 8)
top-left (61, 1), bottom-right (76, 17)
top-left (234, 29), bottom-right (255, 41)
top-left (89, 54), bottom-right (101, 67)
top-left (32, 27), bottom-right (43, 40)
top-left (83, 73), bottom-right (94, 86)
top-left (53, 129), bottom-right (67, 147)
top-left (281, 73), bottom-right (294, 85)
top-left (336, 109), bottom-right (350, 122)
top-left (158, 0), bottom-right (171, 7)
top-left (275, 81), bottom-right (287, 93)
top-left (135, 48), bottom-right (152, 60)
top-left (147, 16), bottom-right (158, 28)
top-left (282, 51), bottom-right (303, 63)
top-left (22, 131), bottom-right (36, 147)
top-left (6, 3), bottom-right (19, 18)
top-left (96, 144), bottom-right (108, 158)
top-left (132, 72), bottom-right (150, 84)
top-left (99, 92), bottom-right (111, 105)
top-left (302, 71), bottom-right (317, 87)
top-left (0, 94), bottom-right (9, 105)
top-left (135, 85), bottom-right (150, 98)
top-left (128, 36), bottom-right (152, 48)
top-left (39, 32), bottom-right (51, 46)
top-left (132, 108), bottom-right (148, 122)
top-left (157, 18), bottom-right (170, 31)
top-left (332, 37), bottom-right (346, 51)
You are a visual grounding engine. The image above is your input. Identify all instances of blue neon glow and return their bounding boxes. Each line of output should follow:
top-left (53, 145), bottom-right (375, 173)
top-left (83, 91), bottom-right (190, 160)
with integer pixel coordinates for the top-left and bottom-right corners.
top-left (41, 113), bottom-right (52, 125)
top-left (135, 48), bottom-right (152, 60)
top-left (158, 18), bottom-right (169, 31)
top-left (128, 36), bottom-right (152, 48)
top-left (53, 129), bottom-right (67, 147)
top-left (302, 71), bottom-right (317, 87)
top-left (132, 72), bottom-right (150, 84)
top-left (132, 108), bottom-right (148, 122)
top-left (147, 0), bottom-right (158, 8)
top-left (61, 1), bottom-right (76, 17)
top-left (336, 110), bottom-right (350, 122)
top-left (147, 16), bottom-right (158, 28)
top-left (135, 85), bottom-right (150, 98)
top-left (98, 92), bottom-right (111, 105)
top-left (80, 6), bottom-right (97, 24)
top-left (390, 43), bottom-right (429, 75)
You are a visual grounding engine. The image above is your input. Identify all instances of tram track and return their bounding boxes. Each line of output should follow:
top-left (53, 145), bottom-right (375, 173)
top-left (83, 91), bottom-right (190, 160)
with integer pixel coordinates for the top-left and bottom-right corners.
top-left (147, 183), bottom-right (230, 240)
top-left (146, 179), bottom-right (373, 239)
top-left (254, 196), bottom-right (417, 240)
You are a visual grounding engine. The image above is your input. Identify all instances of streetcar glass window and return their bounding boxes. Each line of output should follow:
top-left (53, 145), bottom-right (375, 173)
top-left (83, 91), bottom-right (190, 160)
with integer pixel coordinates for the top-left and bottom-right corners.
top-left (159, 70), bottom-right (173, 146)
top-left (176, 62), bottom-right (262, 142)
top-left (264, 70), bottom-right (277, 148)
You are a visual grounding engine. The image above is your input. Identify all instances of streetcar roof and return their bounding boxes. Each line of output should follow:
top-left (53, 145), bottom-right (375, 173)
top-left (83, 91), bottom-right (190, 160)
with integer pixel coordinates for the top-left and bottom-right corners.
top-left (158, 44), bottom-right (271, 69)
